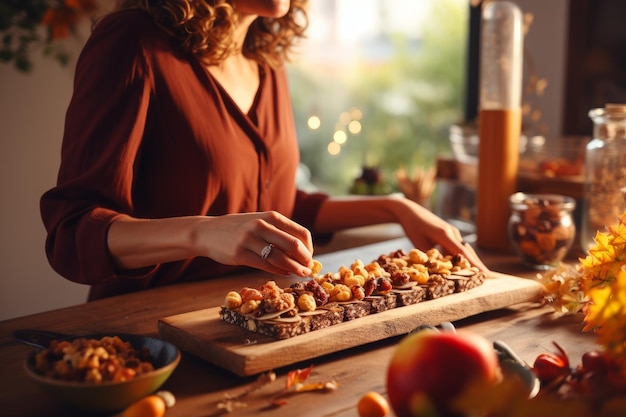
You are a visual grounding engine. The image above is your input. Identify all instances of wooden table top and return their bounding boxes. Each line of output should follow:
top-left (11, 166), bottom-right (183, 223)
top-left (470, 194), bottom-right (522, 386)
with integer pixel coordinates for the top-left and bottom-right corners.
top-left (0, 227), bottom-right (595, 417)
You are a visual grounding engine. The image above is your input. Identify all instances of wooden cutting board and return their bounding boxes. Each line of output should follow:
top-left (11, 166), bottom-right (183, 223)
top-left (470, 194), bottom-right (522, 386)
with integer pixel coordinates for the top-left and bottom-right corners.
top-left (157, 272), bottom-right (543, 376)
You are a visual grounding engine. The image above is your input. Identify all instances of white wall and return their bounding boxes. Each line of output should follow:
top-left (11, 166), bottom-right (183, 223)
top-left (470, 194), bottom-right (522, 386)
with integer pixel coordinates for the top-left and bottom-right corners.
top-left (0, 0), bottom-right (570, 321)
top-left (0, 4), bottom-right (115, 320)
top-left (0, 48), bottom-right (90, 320)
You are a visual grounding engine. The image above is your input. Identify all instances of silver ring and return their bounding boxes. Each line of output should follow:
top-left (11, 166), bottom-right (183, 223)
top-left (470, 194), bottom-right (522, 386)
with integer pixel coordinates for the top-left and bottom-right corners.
top-left (260, 243), bottom-right (274, 260)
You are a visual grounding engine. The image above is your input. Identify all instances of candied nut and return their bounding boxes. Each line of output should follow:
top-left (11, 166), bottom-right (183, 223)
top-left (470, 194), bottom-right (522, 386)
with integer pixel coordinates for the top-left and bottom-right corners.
top-left (240, 287), bottom-right (263, 303)
top-left (407, 268), bottom-right (429, 284)
top-left (316, 273), bottom-right (333, 284)
top-left (224, 291), bottom-right (242, 310)
top-left (240, 300), bottom-right (260, 314)
top-left (437, 260), bottom-right (453, 272)
top-left (305, 279), bottom-right (330, 306)
top-left (310, 260), bottom-right (322, 277)
top-left (368, 268), bottom-right (389, 279)
top-left (522, 206), bottom-right (542, 227)
top-left (519, 240), bottom-right (542, 258)
top-left (363, 278), bottom-right (377, 297)
top-left (351, 285), bottom-right (365, 301)
top-left (390, 270), bottom-right (410, 285)
top-left (85, 368), bottom-right (103, 384)
top-left (376, 277), bottom-right (393, 294)
top-left (344, 273), bottom-right (365, 287)
top-left (259, 281), bottom-right (282, 299)
top-left (409, 248), bottom-right (428, 264)
top-left (354, 265), bottom-right (369, 279)
top-left (536, 233), bottom-right (556, 252)
top-left (278, 292), bottom-right (295, 311)
top-left (391, 258), bottom-right (408, 268)
top-left (297, 293), bottom-right (316, 312)
top-left (389, 249), bottom-right (406, 258)
top-left (339, 265), bottom-right (351, 279)
top-left (331, 284), bottom-right (352, 302)
top-left (365, 261), bottom-right (382, 272)
top-left (351, 259), bottom-right (364, 270)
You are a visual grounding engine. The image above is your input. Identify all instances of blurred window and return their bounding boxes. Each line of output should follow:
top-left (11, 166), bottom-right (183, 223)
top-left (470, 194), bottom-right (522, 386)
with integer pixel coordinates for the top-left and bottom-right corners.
top-left (289, 0), bottom-right (469, 195)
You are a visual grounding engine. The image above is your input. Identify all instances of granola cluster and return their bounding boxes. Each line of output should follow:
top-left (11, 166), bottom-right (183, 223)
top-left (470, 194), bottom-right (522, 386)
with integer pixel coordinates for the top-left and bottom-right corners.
top-left (34, 336), bottom-right (154, 383)
top-left (220, 247), bottom-right (485, 339)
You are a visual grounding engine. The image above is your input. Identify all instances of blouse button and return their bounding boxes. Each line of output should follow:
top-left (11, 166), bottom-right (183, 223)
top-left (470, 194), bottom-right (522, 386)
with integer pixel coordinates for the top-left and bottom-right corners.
top-left (265, 180), bottom-right (271, 189)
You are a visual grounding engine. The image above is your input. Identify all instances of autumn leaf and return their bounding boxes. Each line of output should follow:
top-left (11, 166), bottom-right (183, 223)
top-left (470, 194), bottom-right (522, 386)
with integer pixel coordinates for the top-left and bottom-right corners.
top-left (285, 365), bottom-right (313, 389)
top-left (578, 211), bottom-right (626, 359)
top-left (607, 221), bottom-right (626, 250)
top-left (538, 210), bottom-right (626, 366)
top-left (271, 365), bottom-right (338, 407)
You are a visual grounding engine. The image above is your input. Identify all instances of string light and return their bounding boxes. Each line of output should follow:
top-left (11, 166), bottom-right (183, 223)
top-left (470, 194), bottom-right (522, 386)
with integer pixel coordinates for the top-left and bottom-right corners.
top-left (348, 120), bottom-right (362, 135)
top-left (327, 141), bottom-right (341, 156)
top-left (307, 115), bottom-right (321, 130)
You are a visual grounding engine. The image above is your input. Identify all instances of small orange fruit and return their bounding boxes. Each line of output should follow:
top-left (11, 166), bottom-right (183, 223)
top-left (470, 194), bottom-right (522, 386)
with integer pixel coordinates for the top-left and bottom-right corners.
top-left (121, 391), bottom-right (175, 417)
top-left (357, 391), bottom-right (390, 417)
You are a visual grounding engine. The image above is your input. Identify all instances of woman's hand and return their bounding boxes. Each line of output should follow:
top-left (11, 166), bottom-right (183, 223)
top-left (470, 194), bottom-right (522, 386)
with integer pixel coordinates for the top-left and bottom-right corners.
top-left (314, 195), bottom-right (489, 272)
top-left (192, 211), bottom-right (315, 277)
top-left (392, 199), bottom-right (489, 272)
top-left (107, 211), bottom-right (315, 277)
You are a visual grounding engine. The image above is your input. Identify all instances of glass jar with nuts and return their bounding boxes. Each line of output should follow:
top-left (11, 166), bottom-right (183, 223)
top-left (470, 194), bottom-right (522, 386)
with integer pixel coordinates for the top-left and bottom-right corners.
top-left (581, 104), bottom-right (626, 251)
top-left (508, 192), bottom-right (576, 270)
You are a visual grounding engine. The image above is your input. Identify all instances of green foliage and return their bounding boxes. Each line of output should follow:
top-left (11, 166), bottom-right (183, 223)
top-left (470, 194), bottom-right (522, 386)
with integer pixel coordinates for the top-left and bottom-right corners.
top-left (290, 0), bottom-right (468, 195)
top-left (0, 0), bottom-right (50, 72)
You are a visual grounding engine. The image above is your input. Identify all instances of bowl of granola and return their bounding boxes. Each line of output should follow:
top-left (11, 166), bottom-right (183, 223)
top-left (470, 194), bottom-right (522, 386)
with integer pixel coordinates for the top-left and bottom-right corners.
top-left (14, 329), bottom-right (180, 414)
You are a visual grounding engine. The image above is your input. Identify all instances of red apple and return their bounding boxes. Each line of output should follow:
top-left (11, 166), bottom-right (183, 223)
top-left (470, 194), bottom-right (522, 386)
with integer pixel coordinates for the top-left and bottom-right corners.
top-left (386, 329), bottom-right (500, 417)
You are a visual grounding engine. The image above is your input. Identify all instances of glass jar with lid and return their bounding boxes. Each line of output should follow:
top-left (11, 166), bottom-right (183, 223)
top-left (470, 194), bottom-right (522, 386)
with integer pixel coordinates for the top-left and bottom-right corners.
top-left (581, 104), bottom-right (626, 251)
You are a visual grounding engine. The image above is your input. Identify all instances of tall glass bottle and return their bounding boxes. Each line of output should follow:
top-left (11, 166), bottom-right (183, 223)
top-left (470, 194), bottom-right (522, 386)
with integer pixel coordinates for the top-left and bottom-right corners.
top-left (581, 104), bottom-right (626, 251)
top-left (476, 1), bottom-right (524, 249)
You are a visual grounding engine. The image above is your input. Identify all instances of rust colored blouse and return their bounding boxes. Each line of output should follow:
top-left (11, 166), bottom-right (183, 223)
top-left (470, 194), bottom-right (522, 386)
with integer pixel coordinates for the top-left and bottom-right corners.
top-left (40, 9), bottom-right (328, 300)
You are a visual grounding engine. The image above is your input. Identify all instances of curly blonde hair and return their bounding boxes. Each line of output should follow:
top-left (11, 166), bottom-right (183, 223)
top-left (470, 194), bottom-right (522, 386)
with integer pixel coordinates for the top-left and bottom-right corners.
top-left (115, 0), bottom-right (308, 67)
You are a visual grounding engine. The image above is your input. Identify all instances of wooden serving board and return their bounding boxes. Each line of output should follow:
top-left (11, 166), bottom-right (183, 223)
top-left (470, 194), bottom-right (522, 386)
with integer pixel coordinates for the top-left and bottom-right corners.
top-left (158, 272), bottom-right (543, 376)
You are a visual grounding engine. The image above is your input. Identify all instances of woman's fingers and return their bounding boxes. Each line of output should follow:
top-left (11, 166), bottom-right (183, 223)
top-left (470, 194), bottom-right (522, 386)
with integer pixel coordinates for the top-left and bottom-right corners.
top-left (251, 242), bottom-right (313, 277)
top-left (255, 211), bottom-right (313, 260)
top-left (237, 211), bottom-right (314, 277)
top-left (404, 214), bottom-right (489, 273)
top-left (458, 241), bottom-right (489, 272)
top-left (436, 229), bottom-right (490, 273)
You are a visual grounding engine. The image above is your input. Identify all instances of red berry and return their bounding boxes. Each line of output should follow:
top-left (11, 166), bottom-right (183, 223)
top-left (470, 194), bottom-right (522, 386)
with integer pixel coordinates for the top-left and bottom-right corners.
top-left (533, 353), bottom-right (569, 383)
top-left (532, 342), bottom-right (570, 385)
top-left (581, 350), bottom-right (610, 375)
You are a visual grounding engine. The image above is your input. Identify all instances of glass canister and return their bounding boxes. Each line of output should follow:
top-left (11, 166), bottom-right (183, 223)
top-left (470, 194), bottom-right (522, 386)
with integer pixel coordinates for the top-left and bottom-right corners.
top-left (476, 1), bottom-right (524, 250)
top-left (581, 104), bottom-right (626, 251)
top-left (508, 193), bottom-right (576, 270)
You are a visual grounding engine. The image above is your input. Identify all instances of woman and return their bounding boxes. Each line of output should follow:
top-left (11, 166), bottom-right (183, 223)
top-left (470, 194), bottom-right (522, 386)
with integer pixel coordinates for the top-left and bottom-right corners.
top-left (41, 0), bottom-right (487, 301)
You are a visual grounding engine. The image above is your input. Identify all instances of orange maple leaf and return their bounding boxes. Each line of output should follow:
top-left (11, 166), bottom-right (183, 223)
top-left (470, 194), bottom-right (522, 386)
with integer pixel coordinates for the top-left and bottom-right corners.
top-left (285, 365), bottom-right (313, 390)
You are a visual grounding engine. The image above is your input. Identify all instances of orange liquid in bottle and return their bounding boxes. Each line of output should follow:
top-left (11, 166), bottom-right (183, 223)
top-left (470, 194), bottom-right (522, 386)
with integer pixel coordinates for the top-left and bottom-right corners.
top-left (476, 108), bottom-right (521, 249)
